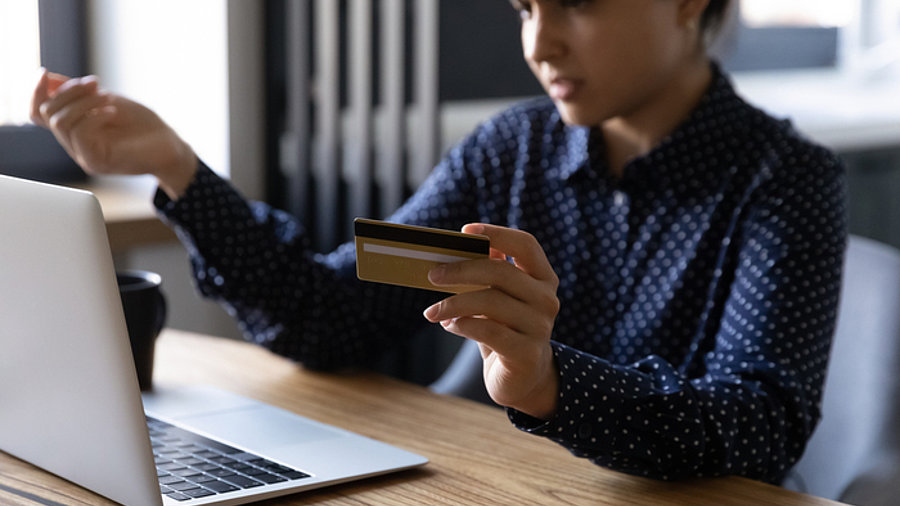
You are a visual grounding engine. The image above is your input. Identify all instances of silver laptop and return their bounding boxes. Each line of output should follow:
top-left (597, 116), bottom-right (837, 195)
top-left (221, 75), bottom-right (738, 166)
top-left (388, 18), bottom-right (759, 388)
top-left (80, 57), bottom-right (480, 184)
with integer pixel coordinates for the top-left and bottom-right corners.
top-left (0, 174), bottom-right (427, 506)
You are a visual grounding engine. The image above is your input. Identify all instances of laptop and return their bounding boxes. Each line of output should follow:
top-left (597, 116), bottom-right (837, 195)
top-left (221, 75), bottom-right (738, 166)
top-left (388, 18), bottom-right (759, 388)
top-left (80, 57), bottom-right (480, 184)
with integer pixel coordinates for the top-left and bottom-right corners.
top-left (0, 174), bottom-right (428, 505)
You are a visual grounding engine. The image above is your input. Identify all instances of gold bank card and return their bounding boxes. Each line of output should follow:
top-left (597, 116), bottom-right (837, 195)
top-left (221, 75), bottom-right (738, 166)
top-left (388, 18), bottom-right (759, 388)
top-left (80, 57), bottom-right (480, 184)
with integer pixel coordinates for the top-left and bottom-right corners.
top-left (354, 218), bottom-right (490, 293)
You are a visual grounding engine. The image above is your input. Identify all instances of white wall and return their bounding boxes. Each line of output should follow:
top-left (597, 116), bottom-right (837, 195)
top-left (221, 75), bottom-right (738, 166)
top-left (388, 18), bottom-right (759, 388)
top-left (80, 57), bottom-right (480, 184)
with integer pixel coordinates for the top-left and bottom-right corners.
top-left (88, 0), bottom-right (264, 339)
top-left (88, 0), bottom-right (230, 176)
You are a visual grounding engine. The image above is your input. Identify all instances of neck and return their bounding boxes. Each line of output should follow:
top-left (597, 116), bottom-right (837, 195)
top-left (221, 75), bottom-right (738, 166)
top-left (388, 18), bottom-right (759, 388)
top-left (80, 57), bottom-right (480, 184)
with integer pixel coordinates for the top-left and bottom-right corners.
top-left (602, 57), bottom-right (713, 178)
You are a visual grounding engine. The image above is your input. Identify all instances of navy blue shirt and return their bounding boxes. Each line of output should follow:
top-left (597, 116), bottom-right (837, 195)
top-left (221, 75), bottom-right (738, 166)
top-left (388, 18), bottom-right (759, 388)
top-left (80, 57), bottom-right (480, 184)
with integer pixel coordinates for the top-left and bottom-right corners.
top-left (156, 65), bottom-right (846, 483)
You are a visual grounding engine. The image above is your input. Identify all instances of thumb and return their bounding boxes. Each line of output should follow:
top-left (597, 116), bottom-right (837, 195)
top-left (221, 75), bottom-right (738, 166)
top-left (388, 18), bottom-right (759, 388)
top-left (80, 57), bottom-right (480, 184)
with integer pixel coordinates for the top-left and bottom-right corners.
top-left (30, 69), bottom-right (69, 126)
top-left (30, 69), bottom-right (51, 126)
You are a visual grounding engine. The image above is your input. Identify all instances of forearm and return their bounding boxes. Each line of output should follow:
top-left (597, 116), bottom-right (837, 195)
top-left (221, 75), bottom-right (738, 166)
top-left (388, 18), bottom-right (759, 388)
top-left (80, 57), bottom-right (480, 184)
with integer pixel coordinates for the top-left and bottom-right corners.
top-left (508, 343), bottom-right (811, 483)
top-left (155, 163), bottom-right (436, 368)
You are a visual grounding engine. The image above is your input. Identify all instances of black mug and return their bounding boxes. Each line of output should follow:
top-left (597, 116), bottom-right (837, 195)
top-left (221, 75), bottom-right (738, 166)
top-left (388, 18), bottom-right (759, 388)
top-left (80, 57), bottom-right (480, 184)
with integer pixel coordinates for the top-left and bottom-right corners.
top-left (117, 270), bottom-right (167, 391)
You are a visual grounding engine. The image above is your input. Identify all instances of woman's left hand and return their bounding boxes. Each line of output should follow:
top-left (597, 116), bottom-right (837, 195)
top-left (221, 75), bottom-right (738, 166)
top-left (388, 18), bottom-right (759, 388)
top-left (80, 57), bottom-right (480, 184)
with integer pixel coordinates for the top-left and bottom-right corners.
top-left (423, 223), bottom-right (560, 419)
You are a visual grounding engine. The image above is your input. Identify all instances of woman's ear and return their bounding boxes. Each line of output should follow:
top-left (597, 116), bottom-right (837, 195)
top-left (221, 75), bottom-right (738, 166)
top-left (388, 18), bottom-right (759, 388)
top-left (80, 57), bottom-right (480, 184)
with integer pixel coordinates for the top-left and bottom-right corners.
top-left (677, 0), bottom-right (712, 28)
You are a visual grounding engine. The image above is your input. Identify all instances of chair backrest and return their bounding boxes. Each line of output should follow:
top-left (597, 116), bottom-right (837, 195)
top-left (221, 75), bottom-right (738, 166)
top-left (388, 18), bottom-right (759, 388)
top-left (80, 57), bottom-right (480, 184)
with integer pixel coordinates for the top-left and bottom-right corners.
top-left (429, 335), bottom-right (493, 405)
top-left (786, 235), bottom-right (900, 503)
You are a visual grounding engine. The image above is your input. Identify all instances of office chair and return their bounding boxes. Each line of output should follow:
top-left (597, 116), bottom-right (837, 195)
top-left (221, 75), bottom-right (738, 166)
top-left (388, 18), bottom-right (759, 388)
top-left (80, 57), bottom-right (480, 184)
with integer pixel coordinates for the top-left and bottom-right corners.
top-left (429, 334), bottom-right (493, 406)
top-left (431, 235), bottom-right (900, 504)
top-left (783, 235), bottom-right (900, 504)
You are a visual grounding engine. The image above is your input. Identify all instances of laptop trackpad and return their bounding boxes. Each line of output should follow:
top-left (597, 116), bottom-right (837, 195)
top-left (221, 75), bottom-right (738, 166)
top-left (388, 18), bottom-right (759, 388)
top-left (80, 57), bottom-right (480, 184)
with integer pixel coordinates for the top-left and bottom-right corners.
top-left (143, 386), bottom-right (343, 453)
top-left (178, 404), bottom-right (342, 453)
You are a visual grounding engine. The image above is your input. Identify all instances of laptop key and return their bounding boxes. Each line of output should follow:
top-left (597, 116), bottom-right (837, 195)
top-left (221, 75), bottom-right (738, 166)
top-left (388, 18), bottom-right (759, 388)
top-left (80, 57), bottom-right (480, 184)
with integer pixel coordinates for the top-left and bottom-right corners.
top-left (164, 492), bottom-right (192, 502)
top-left (227, 462), bottom-right (254, 473)
top-left (210, 456), bottom-right (238, 466)
top-left (222, 474), bottom-right (264, 488)
top-left (183, 487), bottom-right (216, 498)
top-left (176, 457), bottom-right (205, 466)
top-left (204, 480), bottom-right (240, 493)
top-left (159, 475), bottom-right (184, 486)
top-left (169, 481), bottom-right (201, 492)
top-left (208, 468), bottom-right (237, 478)
top-left (254, 473), bottom-right (287, 484)
top-left (191, 474), bottom-right (219, 484)
top-left (172, 469), bottom-right (203, 478)
top-left (264, 463), bottom-right (291, 473)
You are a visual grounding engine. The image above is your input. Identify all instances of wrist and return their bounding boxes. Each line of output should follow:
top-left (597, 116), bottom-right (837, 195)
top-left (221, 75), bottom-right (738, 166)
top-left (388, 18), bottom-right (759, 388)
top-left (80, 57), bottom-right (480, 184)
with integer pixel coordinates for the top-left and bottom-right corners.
top-left (513, 348), bottom-right (559, 420)
top-left (156, 136), bottom-right (197, 200)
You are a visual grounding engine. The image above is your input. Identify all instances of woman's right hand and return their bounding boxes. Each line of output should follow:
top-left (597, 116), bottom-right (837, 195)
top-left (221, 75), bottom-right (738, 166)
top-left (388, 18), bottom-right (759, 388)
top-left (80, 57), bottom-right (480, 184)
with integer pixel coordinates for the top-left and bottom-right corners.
top-left (30, 70), bottom-right (197, 199)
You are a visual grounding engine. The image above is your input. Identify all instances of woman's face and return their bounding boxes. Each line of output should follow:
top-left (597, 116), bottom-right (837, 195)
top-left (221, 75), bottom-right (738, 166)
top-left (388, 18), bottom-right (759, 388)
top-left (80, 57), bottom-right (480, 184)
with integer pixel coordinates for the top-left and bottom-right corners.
top-left (511, 0), bottom-right (702, 126)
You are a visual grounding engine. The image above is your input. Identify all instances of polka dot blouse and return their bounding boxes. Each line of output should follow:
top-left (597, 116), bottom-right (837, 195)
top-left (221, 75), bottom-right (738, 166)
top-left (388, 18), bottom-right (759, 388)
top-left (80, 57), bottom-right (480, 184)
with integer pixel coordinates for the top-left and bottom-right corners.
top-left (155, 63), bottom-right (847, 484)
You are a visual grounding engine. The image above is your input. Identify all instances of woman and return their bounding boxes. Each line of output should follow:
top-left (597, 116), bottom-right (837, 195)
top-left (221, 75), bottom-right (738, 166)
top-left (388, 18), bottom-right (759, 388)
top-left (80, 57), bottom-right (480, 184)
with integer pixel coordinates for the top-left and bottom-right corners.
top-left (31, 0), bottom-right (846, 483)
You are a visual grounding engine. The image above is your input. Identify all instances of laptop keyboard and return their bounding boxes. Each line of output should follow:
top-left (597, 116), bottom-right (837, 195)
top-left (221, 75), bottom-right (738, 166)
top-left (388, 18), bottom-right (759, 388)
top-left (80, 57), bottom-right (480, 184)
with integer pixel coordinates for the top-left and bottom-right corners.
top-left (147, 416), bottom-right (311, 502)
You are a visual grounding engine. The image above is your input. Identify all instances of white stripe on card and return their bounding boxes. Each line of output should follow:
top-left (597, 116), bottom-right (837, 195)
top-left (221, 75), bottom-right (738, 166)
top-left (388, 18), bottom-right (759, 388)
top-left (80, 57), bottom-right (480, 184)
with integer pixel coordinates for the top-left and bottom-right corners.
top-left (363, 243), bottom-right (470, 263)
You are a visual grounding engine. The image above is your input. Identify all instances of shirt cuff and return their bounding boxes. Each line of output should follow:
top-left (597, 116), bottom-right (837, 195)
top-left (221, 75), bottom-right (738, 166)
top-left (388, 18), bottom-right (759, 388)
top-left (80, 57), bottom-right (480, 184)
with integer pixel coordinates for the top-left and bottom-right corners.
top-left (507, 341), bottom-right (624, 448)
top-left (153, 160), bottom-right (241, 229)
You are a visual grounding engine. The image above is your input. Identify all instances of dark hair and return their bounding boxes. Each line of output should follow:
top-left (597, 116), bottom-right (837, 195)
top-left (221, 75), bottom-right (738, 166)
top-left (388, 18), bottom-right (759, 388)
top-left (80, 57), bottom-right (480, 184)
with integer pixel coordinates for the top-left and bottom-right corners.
top-left (700, 0), bottom-right (732, 38)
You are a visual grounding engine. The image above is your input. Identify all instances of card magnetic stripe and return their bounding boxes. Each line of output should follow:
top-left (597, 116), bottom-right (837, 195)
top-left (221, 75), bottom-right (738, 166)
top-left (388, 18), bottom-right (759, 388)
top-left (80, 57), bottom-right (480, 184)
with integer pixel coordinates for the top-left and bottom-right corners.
top-left (353, 220), bottom-right (489, 255)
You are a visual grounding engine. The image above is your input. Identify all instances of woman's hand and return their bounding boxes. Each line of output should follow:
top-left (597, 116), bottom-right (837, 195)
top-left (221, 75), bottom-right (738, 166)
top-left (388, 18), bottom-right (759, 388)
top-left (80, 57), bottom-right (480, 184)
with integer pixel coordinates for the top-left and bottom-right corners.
top-left (423, 224), bottom-right (561, 420)
top-left (30, 70), bottom-right (197, 199)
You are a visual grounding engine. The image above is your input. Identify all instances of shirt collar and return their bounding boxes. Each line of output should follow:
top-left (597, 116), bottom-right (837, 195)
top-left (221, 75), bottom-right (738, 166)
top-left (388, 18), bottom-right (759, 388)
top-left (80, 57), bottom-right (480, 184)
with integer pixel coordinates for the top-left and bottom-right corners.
top-left (558, 124), bottom-right (591, 180)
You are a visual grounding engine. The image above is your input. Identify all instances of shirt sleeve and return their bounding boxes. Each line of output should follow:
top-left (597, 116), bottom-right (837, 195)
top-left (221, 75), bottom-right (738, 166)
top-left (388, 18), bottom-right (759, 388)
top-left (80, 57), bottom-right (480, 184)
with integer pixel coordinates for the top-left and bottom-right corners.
top-left (508, 147), bottom-right (847, 484)
top-left (154, 151), bottom-right (480, 369)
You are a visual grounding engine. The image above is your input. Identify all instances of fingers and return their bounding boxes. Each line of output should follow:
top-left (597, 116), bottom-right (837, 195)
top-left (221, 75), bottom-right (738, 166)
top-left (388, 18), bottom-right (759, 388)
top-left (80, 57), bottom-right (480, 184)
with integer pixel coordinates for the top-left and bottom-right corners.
top-left (425, 287), bottom-right (553, 338)
top-left (462, 223), bottom-right (558, 282)
top-left (439, 315), bottom-right (520, 357)
top-left (429, 224), bottom-right (559, 302)
top-left (38, 76), bottom-right (100, 124)
top-left (31, 70), bottom-right (73, 126)
top-left (35, 76), bottom-right (110, 153)
top-left (47, 92), bottom-right (111, 135)
top-left (423, 225), bottom-right (561, 353)
top-left (429, 255), bottom-right (557, 311)
top-left (46, 72), bottom-right (67, 98)
top-left (30, 70), bottom-right (49, 125)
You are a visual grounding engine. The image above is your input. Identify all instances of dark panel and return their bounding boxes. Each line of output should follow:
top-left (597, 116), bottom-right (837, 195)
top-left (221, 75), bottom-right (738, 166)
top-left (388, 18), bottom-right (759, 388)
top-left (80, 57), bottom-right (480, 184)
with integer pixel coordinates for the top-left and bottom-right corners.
top-left (438, 0), bottom-right (542, 101)
top-left (0, 126), bottom-right (82, 182)
top-left (39, 0), bottom-right (88, 77)
top-left (0, 0), bottom-right (87, 182)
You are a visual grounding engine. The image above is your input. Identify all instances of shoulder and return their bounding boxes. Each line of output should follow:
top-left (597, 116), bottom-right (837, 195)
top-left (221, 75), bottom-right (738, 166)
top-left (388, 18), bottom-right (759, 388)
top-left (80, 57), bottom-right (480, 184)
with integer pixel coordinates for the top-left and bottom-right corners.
top-left (725, 87), bottom-right (844, 186)
top-left (727, 99), bottom-right (847, 246)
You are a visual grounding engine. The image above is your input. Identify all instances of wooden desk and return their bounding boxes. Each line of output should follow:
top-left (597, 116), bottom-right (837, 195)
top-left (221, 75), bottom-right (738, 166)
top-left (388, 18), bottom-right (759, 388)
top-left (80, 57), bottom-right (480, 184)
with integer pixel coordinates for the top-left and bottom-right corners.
top-left (73, 175), bottom-right (176, 254)
top-left (0, 330), bottom-right (843, 505)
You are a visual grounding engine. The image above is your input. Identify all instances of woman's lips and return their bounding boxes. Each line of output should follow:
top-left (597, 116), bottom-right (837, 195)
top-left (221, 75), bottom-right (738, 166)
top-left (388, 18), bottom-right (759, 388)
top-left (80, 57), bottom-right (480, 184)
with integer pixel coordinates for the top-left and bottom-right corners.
top-left (548, 78), bottom-right (581, 101)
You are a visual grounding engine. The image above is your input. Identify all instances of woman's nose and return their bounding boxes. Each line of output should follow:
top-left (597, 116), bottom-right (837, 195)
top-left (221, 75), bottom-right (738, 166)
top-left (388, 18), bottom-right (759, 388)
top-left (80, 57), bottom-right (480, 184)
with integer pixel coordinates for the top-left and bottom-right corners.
top-left (522, 8), bottom-right (564, 64)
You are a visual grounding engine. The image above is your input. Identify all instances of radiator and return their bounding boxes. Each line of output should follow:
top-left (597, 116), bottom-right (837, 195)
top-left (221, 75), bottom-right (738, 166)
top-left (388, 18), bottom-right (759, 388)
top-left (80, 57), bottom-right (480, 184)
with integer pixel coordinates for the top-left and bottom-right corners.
top-left (280, 0), bottom-right (440, 251)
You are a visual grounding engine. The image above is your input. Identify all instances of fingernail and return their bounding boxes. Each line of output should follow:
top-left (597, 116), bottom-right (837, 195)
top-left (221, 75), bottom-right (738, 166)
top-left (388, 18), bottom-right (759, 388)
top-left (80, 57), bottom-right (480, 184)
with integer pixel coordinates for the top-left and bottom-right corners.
top-left (428, 265), bottom-right (446, 283)
top-left (423, 303), bottom-right (439, 321)
top-left (466, 224), bottom-right (484, 234)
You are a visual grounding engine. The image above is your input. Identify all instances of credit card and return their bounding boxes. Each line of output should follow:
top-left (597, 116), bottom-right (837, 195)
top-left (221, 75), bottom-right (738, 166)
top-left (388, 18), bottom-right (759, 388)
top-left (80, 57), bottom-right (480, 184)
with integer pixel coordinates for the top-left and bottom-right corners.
top-left (354, 218), bottom-right (490, 293)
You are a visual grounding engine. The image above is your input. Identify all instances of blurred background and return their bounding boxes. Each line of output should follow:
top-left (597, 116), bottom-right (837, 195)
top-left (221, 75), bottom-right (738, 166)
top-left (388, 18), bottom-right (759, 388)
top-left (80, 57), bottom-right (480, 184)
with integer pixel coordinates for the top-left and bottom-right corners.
top-left (1, 0), bottom-right (898, 383)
